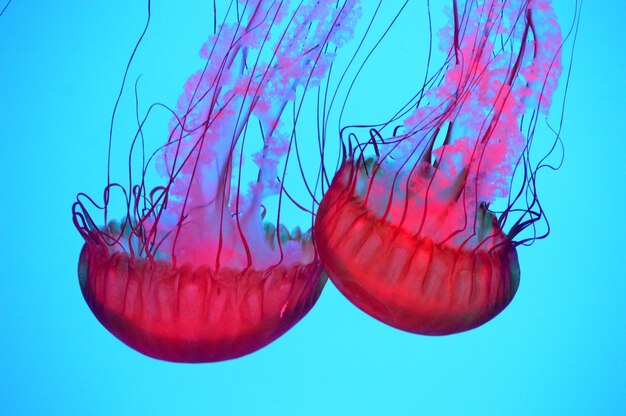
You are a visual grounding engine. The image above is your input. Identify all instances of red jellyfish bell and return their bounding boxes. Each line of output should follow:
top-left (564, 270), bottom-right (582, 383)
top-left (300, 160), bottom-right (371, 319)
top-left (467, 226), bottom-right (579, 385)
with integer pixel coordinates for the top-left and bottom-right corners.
top-left (315, 0), bottom-right (569, 335)
top-left (73, 1), bottom-right (361, 362)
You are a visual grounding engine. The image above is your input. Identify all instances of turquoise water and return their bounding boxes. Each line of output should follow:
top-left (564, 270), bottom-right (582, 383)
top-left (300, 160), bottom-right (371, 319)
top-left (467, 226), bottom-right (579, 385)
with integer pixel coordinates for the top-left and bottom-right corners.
top-left (1, 1), bottom-right (624, 414)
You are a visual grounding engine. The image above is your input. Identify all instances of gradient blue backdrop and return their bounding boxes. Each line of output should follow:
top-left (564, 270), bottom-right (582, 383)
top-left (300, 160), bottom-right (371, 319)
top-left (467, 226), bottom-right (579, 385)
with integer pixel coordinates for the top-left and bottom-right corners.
top-left (1, 1), bottom-right (624, 415)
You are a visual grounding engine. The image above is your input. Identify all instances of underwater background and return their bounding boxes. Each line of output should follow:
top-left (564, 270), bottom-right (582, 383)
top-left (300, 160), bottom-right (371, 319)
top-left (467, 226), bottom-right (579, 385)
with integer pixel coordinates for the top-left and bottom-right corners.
top-left (1, 1), bottom-right (624, 414)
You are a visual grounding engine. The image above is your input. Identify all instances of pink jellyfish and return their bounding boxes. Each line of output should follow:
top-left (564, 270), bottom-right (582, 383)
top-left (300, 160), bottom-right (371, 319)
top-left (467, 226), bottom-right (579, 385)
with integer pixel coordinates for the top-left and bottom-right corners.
top-left (315, 0), bottom-right (570, 334)
top-left (73, 0), bottom-right (361, 362)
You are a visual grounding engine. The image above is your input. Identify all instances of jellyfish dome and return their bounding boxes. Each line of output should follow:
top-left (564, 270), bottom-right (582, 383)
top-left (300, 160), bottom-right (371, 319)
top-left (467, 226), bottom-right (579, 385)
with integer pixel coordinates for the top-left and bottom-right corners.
top-left (73, 0), bottom-right (361, 362)
top-left (315, 0), bottom-right (566, 335)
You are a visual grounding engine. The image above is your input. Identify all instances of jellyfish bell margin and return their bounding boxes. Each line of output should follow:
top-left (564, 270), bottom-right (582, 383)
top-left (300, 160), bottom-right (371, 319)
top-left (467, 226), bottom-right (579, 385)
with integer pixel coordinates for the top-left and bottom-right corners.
top-left (314, 0), bottom-right (572, 335)
top-left (72, 0), bottom-right (361, 362)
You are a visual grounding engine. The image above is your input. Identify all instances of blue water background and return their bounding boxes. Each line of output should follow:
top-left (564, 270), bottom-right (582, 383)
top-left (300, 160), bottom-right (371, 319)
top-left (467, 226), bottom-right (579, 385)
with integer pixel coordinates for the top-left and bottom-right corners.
top-left (0, 1), bottom-right (624, 414)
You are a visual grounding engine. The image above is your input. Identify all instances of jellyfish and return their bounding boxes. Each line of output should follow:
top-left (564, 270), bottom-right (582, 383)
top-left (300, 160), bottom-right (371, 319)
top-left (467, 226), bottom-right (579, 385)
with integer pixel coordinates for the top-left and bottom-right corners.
top-left (315, 0), bottom-right (571, 335)
top-left (72, 0), bottom-right (361, 362)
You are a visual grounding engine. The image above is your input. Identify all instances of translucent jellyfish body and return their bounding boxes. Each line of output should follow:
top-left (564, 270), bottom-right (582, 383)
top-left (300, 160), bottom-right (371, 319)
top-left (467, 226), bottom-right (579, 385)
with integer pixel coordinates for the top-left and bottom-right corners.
top-left (315, 0), bottom-right (566, 335)
top-left (73, 0), bottom-right (361, 362)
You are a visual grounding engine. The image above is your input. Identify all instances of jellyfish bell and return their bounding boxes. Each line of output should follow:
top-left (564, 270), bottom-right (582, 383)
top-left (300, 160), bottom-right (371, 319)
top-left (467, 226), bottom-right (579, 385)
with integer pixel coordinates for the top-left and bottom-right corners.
top-left (73, 0), bottom-right (361, 362)
top-left (315, 157), bottom-right (521, 336)
top-left (315, 0), bottom-right (572, 335)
